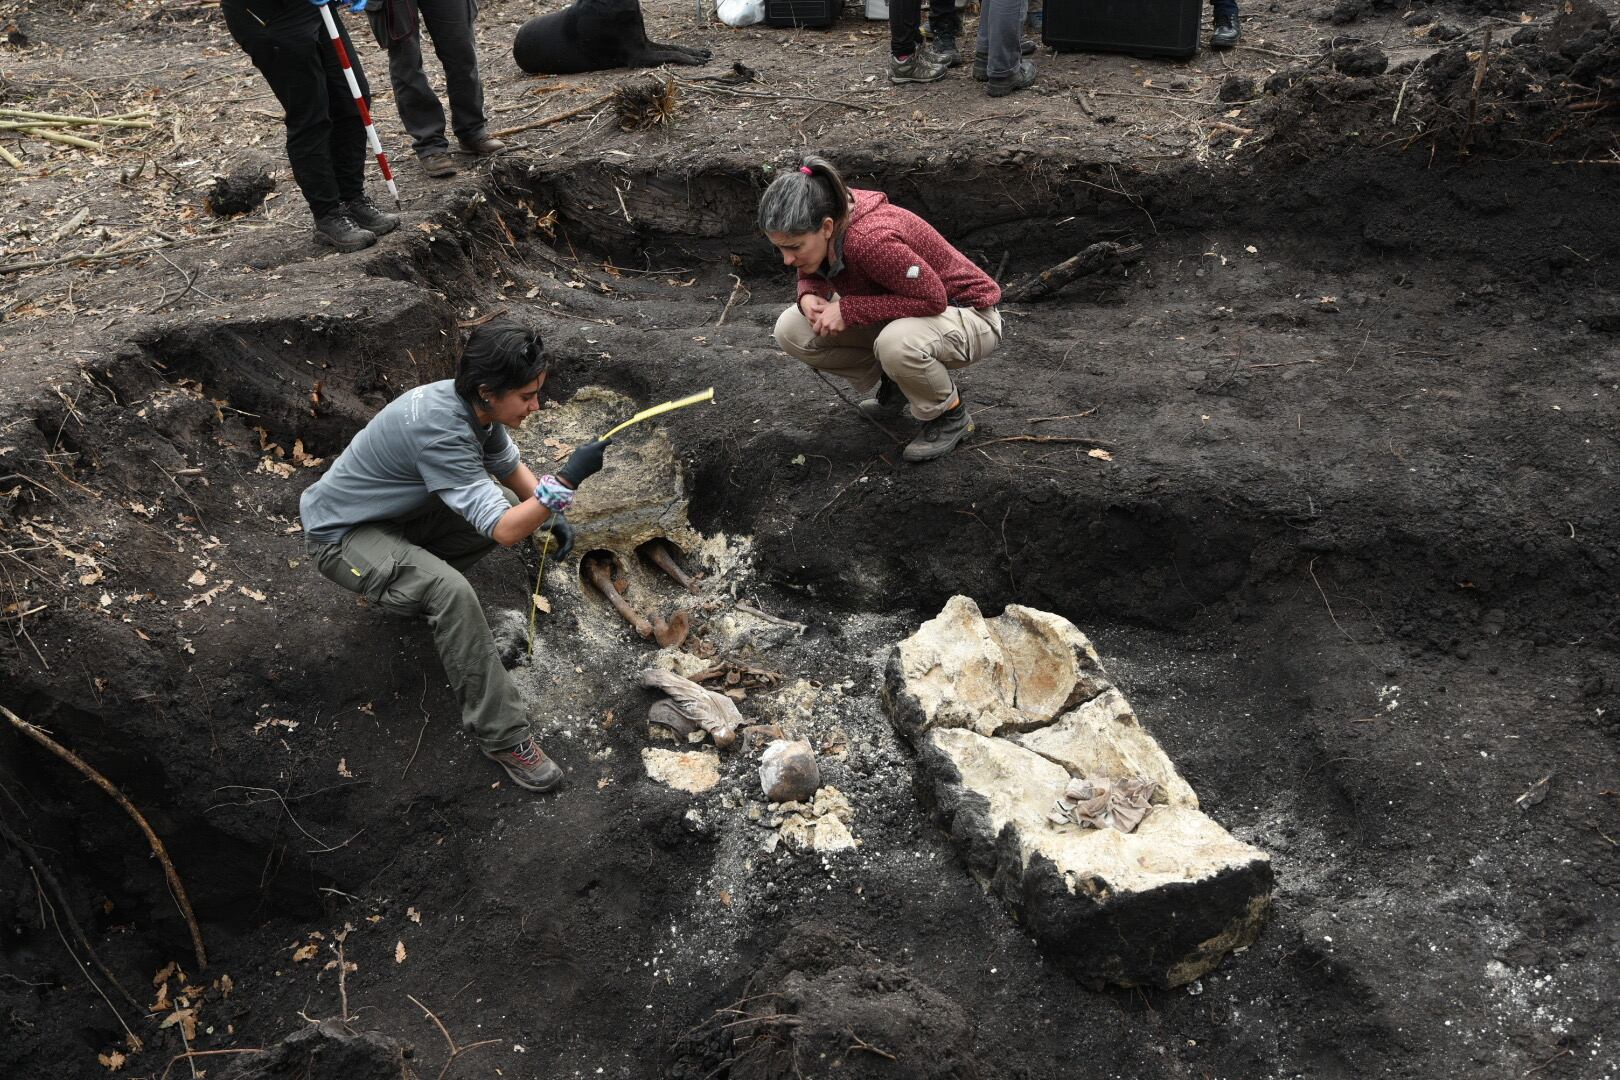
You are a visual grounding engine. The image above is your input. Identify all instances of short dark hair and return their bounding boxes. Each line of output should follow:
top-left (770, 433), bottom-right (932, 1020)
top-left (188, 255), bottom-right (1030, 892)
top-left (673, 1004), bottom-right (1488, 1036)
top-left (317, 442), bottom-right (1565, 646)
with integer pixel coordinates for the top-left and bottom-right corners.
top-left (453, 319), bottom-right (547, 401)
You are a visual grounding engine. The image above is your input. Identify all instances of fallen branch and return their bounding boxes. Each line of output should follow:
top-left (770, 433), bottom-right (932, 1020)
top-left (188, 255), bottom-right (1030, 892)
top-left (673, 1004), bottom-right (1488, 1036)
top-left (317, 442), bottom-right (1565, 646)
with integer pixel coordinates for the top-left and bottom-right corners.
top-left (1459, 27), bottom-right (1492, 158)
top-left (1003, 241), bottom-right (1142, 303)
top-left (492, 95), bottom-right (612, 138)
top-left (0, 142), bottom-right (22, 169)
top-left (734, 601), bottom-right (805, 631)
top-left (969, 434), bottom-right (1116, 449)
top-left (0, 229), bottom-right (223, 275)
top-left (1028, 407), bottom-right (1098, 424)
top-left (0, 704), bottom-right (207, 969)
top-left (0, 108), bottom-right (156, 126)
top-left (407, 994), bottom-right (503, 1080)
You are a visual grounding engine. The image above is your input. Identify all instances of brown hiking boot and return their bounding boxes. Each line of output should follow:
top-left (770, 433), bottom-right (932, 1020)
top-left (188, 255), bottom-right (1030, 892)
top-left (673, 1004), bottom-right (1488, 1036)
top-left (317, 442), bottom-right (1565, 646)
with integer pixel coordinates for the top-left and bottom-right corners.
top-left (484, 737), bottom-right (563, 792)
top-left (420, 152), bottom-right (458, 178)
top-left (459, 135), bottom-right (507, 155)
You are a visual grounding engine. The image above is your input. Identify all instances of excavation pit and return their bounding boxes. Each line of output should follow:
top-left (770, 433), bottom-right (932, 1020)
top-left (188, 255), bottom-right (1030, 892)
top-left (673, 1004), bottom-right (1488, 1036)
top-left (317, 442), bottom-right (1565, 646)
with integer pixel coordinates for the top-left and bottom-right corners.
top-left (2, 9), bottom-right (1618, 1076)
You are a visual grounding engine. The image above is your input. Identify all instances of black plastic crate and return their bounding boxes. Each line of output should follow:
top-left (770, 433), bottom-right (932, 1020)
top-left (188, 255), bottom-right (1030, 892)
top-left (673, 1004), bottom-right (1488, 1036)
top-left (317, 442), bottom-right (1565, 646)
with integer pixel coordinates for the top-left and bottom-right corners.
top-left (1042, 0), bottom-right (1202, 60)
top-left (763, 0), bottom-right (845, 29)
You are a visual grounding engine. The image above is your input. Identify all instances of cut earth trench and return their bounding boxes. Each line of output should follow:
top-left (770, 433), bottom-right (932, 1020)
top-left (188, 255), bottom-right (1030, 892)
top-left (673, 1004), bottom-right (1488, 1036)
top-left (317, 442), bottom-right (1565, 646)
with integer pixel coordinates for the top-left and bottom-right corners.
top-left (2, 142), bottom-right (1618, 1080)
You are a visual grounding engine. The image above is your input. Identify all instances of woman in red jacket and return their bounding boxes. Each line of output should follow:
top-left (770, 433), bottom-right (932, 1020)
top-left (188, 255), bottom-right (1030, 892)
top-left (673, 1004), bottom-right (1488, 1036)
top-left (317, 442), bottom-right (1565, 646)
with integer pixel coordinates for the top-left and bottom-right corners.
top-left (761, 157), bottom-right (1003, 463)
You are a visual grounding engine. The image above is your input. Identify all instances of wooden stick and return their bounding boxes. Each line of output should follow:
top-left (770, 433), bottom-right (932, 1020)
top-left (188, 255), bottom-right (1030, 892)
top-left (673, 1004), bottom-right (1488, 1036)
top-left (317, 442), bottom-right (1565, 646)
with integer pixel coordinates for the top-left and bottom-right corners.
top-left (16, 127), bottom-right (104, 150)
top-left (970, 434), bottom-right (1117, 449)
top-left (1459, 27), bottom-right (1492, 158)
top-left (0, 230), bottom-right (222, 275)
top-left (715, 273), bottom-right (748, 326)
top-left (0, 705), bottom-right (208, 969)
top-left (0, 108), bottom-right (155, 125)
top-left (46, 207), bottom-right (91, 243)
top-left (492, 95), bottom-right (611, 138)
top-left (0, 142), bottom-right (22, 169)
top-left (1028, 407), bottom-right (1098, 423)
top-left (1003, 242), bottom-right (1142, 304)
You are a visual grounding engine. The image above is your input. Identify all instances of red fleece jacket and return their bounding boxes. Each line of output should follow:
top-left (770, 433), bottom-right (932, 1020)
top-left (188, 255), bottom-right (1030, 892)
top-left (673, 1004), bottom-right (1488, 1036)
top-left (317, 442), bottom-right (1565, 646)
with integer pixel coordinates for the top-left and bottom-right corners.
top-left (796, 189), bottom-right (1001, 327)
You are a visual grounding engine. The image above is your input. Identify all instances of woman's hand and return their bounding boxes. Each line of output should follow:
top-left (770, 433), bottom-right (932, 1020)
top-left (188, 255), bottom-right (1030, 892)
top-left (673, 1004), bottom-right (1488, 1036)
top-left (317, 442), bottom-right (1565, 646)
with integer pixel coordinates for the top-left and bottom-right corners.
top-left (809, 298), bottom-right (845, 336)
top-left (800, 294), bottom-right (829, 320)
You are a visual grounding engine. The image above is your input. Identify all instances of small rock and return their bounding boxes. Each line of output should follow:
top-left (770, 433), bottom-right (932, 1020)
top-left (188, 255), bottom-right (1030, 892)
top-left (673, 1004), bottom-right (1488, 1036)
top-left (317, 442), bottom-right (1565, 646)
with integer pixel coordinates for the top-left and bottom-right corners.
top-left (1428, 23), bottom-right (1464, 41)
top-left (642, 748), bottom-right (720, 793)
top-left (759, 739), bottom-right (819, 803)
top-left (779, 812), bottom-right (858, 854)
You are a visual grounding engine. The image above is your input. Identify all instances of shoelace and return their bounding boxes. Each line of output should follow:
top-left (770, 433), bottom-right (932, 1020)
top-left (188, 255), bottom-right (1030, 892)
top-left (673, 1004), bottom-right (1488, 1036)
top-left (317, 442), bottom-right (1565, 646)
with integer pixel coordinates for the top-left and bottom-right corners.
top-left (506, 740), bottom-right (543, 767)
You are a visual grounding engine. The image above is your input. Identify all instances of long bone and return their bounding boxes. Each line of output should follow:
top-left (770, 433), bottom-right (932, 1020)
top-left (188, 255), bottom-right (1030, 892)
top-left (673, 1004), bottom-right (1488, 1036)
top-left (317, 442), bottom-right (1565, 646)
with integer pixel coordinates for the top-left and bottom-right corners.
top-left (583, 555), bottom-right (653, 639)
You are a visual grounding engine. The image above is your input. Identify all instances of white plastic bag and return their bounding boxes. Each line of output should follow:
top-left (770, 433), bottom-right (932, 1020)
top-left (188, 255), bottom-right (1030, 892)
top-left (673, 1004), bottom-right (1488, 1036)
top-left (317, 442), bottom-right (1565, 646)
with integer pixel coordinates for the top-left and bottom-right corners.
top-left (716, 0), bottom-right (765, 27)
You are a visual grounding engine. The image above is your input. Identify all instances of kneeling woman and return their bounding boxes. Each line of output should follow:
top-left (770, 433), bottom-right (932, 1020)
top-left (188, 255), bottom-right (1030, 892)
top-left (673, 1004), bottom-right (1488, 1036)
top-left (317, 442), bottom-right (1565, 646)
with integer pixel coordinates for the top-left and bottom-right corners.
top-left (762, 157), bottom-right (1002, 462)
top-left (299, 320), bottom-right (610, 793)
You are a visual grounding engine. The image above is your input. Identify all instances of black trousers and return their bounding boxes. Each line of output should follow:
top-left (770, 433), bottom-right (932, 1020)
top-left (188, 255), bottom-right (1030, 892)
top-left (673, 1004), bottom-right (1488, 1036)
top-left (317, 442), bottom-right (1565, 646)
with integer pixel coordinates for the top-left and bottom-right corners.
top-left (369, 0), bottom-right (489, 158)
top-left (890, 0), bottom-right (962, 58)
top-left (221, 0), bottom-right (371, 219)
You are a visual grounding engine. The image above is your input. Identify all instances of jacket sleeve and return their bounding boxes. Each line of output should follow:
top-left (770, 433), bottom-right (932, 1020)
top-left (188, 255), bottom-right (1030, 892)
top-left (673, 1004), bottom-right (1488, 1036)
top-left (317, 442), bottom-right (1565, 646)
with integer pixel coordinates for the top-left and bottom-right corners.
top-left (796, 275), bottom-right (833, 308)
top-left (836, 230), bottom-right (949, 326)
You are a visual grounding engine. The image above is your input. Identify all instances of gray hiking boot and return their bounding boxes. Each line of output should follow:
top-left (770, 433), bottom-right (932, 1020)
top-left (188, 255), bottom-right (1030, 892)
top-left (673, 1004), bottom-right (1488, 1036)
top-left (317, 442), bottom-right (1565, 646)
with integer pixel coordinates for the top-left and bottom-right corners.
top-left (313, 210), bottom-right (376, 253)
top-left (987, 59), bottom-right (1038, 98)
top-left (1211, 13), bottom-right (1241, 48)
top-left (858, 374), bottom-right (907, 420)
top-left (484, 736), bottom-right (563, 792)
top-left (889, 50), bottom-right (949, 83)
top-left (903, 400), bottom-right (974, 463)
top-left (345, 195), bottom-right (399, 237)
top-left (929, 35), bottom-right (964, 67)
top-left (972, 39), bottom-right (1039, 81)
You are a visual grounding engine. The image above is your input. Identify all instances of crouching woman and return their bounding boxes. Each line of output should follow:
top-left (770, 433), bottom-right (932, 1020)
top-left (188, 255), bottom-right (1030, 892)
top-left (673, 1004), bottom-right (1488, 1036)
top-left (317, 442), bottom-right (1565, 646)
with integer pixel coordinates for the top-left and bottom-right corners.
top-left (763, 157), bottom-right (1002, 462)
top-left (299, 319), bottom-right (610, 793)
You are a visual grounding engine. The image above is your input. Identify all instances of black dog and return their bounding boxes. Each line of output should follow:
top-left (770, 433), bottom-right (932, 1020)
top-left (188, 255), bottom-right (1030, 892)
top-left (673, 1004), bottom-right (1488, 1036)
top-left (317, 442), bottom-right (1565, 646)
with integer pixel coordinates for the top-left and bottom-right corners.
top-left (513, 0), bottom-right (712, 75)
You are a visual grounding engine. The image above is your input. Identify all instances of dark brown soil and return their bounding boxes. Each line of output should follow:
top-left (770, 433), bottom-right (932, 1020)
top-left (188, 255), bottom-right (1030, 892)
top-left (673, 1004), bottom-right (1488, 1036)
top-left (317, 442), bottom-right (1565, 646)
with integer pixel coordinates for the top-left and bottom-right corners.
top-left (2, 1), bottom-right (1618, 1079)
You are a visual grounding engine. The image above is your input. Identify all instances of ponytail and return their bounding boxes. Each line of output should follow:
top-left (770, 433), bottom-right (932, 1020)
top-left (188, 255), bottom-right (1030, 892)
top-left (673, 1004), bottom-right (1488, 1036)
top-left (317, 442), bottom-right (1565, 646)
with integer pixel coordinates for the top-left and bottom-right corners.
top-left (757, 155), bottom-right (853, 236)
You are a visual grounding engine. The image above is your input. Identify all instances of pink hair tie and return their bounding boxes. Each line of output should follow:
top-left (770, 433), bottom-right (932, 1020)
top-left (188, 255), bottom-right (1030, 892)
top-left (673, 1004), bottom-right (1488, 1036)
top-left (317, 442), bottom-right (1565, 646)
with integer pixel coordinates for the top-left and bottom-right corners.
top-left (799, 166), bottom-right (813, 175)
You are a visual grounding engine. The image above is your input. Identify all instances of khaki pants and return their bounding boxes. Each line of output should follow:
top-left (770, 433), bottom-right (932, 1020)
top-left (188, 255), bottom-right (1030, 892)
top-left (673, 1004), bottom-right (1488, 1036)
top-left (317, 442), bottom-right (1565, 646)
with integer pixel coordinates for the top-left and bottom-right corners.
top-left (773, 302), bottom-right (1003, 421)
top-left (309, 491), bottom-right (528, 753)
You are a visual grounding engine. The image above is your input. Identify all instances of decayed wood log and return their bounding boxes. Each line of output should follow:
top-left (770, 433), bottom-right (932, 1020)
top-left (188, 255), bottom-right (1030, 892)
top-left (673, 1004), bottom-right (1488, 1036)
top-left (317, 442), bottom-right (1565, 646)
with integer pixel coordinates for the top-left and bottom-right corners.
top-left (1003, 241), bottom-right (1143, 304)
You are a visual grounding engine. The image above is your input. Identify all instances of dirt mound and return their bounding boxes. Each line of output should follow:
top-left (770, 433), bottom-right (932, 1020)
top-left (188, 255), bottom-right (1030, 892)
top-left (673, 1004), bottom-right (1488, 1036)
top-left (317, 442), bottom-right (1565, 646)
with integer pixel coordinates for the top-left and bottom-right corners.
top-left (1250, 4), bottom-right (1619, 161)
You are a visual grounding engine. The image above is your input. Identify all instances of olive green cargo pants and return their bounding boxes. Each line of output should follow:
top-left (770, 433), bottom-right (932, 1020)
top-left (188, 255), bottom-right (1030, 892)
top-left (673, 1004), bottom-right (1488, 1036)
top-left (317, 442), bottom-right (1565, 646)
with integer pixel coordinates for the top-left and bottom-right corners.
top-left (308, 492), bottom-right (529, 753)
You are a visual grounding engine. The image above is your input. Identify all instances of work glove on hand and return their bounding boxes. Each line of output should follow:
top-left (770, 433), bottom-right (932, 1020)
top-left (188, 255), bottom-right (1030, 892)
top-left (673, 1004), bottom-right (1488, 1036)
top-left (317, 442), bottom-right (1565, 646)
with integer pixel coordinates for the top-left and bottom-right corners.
top-left (557, 438), bottom-right (612, 489)
top-left (540, 512), bottom-right (575, 561)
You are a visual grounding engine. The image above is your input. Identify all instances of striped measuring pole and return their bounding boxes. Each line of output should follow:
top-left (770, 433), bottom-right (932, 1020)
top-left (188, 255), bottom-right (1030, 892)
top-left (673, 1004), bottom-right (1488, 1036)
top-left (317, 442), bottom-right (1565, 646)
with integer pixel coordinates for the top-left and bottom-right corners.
top-left (316, 2), bottom-right (400, 207)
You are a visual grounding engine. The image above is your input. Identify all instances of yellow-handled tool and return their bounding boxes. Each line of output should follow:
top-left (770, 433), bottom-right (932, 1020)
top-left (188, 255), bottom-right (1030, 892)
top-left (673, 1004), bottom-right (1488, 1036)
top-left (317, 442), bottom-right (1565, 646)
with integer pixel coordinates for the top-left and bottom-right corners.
top-left (600, 387), bottom-right (715, 441)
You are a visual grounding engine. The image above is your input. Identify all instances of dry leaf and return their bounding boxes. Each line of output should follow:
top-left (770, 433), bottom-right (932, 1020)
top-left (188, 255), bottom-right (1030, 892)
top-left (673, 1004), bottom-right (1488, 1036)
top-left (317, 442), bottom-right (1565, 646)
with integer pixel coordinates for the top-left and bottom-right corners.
top-left (533, 595), bottom-right (552, 615)
top-left (159, 1008), bottom-right (197, 1040)
top-left (79, 568), bottom-right (104, 586)
top-left (186, 570), bottom-right (207, 587)
top-left (1088, 449), bottom-right (1114, 461)
top-left (337, 758), bottom-right (354, 778)
top-left (217, 973), bottom-right (234, 998)
top-left (291, 943), bottom-right (319, 962)
top-left (257, 457), bottom-right (296, 478)
top-left (97, 1051), bottom-right (126, 1071)
top-left (407, 907), bottom-right (421, 924)
top-left (395, 940), bottom-right (407, 964)
top-left (718, 890), bottom-right (733, 908)
top-left (238, 586), bottom-right (267, 602)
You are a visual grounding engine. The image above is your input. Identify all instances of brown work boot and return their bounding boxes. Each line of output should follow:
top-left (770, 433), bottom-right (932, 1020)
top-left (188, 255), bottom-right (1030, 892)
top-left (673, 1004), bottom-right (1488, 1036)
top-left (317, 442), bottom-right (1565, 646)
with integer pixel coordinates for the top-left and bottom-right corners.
top-left (420, 152), bottom-right (458, 178)
top-left (459, 134), bottom-right (507, 155)
top-left (484, 737), bottom-right (563, 792)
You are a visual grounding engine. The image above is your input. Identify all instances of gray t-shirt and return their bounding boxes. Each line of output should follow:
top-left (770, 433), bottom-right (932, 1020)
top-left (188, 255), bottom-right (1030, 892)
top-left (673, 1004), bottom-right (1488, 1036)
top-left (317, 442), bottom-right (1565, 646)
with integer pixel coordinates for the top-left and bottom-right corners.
top-left (299, 380), bottom-right (522, 546)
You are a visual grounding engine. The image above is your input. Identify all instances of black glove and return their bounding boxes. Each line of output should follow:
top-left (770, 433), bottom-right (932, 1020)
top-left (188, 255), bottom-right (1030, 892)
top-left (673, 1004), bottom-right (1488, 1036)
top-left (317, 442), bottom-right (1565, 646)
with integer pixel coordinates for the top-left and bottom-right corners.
top-left (557, 438), bottom-right (612, 489)
top-left (540, 512), bottom-right (575, 561)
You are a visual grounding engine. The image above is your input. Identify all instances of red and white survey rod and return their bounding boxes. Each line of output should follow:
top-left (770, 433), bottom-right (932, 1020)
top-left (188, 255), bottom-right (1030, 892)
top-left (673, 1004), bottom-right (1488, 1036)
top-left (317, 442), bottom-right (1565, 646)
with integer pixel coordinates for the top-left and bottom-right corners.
top-left (316, 2), bottom-right (400, 208)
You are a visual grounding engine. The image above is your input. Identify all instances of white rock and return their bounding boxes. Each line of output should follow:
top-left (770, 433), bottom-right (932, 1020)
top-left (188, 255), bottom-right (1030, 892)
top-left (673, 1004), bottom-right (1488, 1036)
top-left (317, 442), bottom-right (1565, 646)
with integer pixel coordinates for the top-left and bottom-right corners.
top-left (640, 748), bottom-right (720, 793)
top-left (888, 596), bottom-right (1273, 989)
